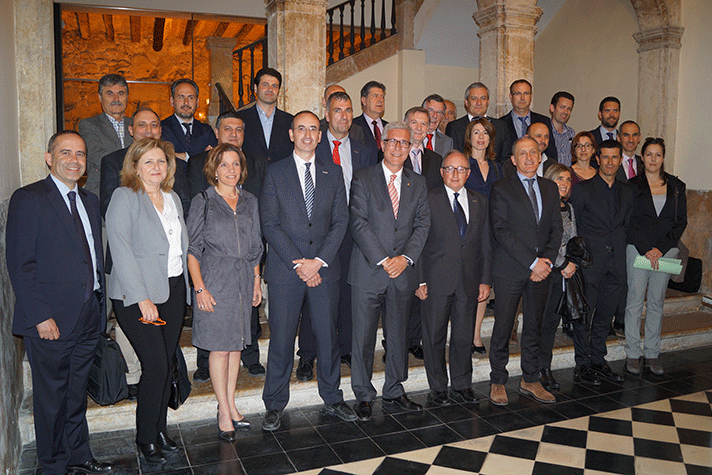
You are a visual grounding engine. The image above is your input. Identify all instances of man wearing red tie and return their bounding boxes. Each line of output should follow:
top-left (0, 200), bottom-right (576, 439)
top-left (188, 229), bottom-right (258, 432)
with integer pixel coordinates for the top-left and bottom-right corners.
top-left (352, 81), bottom-right (388, 155)
top-left (617, 120), bottom-right (643, 182)
top-left (421, 94), bottom-right (454, 157)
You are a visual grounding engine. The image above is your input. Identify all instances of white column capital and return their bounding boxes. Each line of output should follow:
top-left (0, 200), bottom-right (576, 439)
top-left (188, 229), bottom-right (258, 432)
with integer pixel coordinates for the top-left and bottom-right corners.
top-left (633, 26), bottom-right (684, 53)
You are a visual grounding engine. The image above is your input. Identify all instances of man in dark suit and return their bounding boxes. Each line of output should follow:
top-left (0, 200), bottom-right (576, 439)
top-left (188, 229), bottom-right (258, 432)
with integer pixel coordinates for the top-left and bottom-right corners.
top-left (186, 111), bottom-right (268, 380)
top-left (617, 120), bottom-right (643, 182)
top-left (259, 111), bottom-right (354, 431)
top-left (352, 80), bottom-right (388, 153)
top-left (503, 122), bottom-right (557, 178)
top-left (421, 94), bottom-right (454, 156)
top-left (416, 150), bottom-right (492, 405)
top-left (238, 67), bottom-right (294, 163)
top-left (319, 84), bottom-right (367, 145)
top-left (499, 79), bottom-right (557, 162)
top-left (6, 131), bottom-right (115, 475)
top-left (488, 136), bottom-right (562, 407)
top-left (78, 73), bottom-right (133, 197)
top-left (589, 96), bottom-right (621, 145)
top-left (161, 78), bottom-right (217, 161)
top-left (445, 82), bottom-right (512, 164)
top-left (569, 139), bottom-right (636, 385)
top-left (349, 122), bottom-right (431, 421)
top-left (296, 91), bottom-right (378, 378)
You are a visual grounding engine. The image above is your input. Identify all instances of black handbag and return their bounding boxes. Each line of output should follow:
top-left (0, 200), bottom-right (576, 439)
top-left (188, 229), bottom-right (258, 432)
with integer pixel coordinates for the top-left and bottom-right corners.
top-left (168, 346), bottom-right (192, 410)
top-left (87, 333), bottom-right (129, 405)
top-left (556, 269), bottom-right (590, 325)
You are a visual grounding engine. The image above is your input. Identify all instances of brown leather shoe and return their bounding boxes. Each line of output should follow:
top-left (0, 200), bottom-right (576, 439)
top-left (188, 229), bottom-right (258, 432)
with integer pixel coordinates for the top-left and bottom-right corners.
top-left (489, 383), bottom-right (508, 406)
top-left (519, 380), bottom-right (556, 404)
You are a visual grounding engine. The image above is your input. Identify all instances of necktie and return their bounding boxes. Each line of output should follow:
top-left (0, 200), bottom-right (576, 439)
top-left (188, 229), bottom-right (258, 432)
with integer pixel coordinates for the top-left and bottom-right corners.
top-left (182, 122), bottom-right (192, 147)
top-left (627, 157), bottom-right (635, 179)
top-left (304, 162), bottom-right (314, 220)
top-left (607, 132), bottom-right (614, 141)
top-left (471, 116), bottom-right (482, 121)
top-left (518, 116), bottom-right (528, 138)
top-left (388, 174), bottom-right (399, 219)
top-left (425, 134), bottom-right (434, 151)
top-left (372, 120), bottom-right (382, 151)
top-left (68, 191), bottom-right (94, 302)
top-left (453, 192), bottom-right (467, 238)
top-left (411, 149), bottom-right (422, 175)
top-left (332, 140), bottom-right (341, 165)
top-left (525, 178), bottom-right (540, 223)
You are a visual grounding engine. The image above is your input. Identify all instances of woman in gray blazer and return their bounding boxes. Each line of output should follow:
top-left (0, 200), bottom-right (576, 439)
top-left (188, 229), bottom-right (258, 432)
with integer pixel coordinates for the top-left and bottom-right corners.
top-left (106, 138), bottom-right (189, 464)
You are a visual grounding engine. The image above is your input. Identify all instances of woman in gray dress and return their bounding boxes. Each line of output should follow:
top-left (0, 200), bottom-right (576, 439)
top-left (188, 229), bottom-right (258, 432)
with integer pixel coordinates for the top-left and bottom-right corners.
top-left (187, 143), bottom-right (263, 442)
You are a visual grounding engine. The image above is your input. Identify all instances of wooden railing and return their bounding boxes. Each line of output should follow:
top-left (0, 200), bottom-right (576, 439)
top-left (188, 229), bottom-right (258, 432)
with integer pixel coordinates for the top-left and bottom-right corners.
top-left (215, 82), bottom-right (236, 115)
top-left (233, 37), bottom-right (268, 108)
top-left (327, 0), bottom-right (396, 65)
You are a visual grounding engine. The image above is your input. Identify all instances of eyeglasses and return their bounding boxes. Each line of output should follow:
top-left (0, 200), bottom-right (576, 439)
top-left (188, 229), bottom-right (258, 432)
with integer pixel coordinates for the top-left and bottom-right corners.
top-left (383, 138), bottom-right (411, 148)
top-left (426, 108), bottom-right (445, 117)
top-left (441, 166), bottom-right (470, 174)
top-left (574, 143), bottom-right (594, 149)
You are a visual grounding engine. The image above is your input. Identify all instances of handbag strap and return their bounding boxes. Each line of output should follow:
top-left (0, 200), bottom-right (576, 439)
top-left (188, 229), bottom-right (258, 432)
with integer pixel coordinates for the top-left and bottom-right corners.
top-left (200, 190), bottom-right (210, 228)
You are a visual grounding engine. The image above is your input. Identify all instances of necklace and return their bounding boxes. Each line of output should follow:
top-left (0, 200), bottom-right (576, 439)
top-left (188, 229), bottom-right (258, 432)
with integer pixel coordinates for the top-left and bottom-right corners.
top-left (215, 186), bottom-right (238, 199)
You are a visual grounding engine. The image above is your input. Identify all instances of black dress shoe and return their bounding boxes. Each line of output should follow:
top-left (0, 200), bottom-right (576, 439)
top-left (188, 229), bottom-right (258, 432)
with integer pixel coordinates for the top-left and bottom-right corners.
top-left (408, 345), bottom-right (424, 360)
top-left (383, 394), bottom-right (423, 412)
top-left (450, 387), bottom-right (478, 403)
top-left (156, 431), bottom-right (179, 452)
top-left (295, 357), bottom-right (314, 382)
top-left (127, 384), bottom-right (138, 401)
top-left (233, 418), bottom-right (251, 430)
top-left (487, 299), bottom-right (495, 310)
top-left (340, 354), bottom-right (352, 368)
top-left (68, 458), bottom-right (116, 473)
top-left (573, 365), bottom-right (602, 386)
top-left (471, 344), bottom-right (486, 355)
top-left (613, 320), bottom-right (625, 331)
top-left (247, 363), bottom-right (266, 376)
top-left (562, 322), bottom-right (574, 338)
top-left (540, 368), bottom-right (560, 391)
top-left (325, 401), bottom-right (358, 421)
top-left (261, 409), bottom-right (282, 431)
top-left (355, 401), bottom-right (372, 421)
top-left (217, 414), bottom-right (236, 442)
top-left (431, 390), bottom-right (449, 406)
top-left (193, 366), bottom-right (210, 383)
top-left (136, 442), bottom-right (166, 464)
top-left (591, 362), bottom-right (624, 382)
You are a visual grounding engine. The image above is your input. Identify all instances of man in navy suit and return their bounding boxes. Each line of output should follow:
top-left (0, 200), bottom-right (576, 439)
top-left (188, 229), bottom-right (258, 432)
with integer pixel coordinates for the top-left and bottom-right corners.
top-left (6, 131), bottom-right (115, 475)
top-left (238, 68), bottom-right (294, 163)
top-left (352, 80), bottom-right (388, 153)
top-left (260, 111), bottom-right (355, 430)
top-left (421, 94), bottom-right (454, 157)
top-left (161, 78), bottom-right (217, 161)
top-left (589, 96), bottom-right (621, 145)
top-left (296, 91), bottom-right (378, 379)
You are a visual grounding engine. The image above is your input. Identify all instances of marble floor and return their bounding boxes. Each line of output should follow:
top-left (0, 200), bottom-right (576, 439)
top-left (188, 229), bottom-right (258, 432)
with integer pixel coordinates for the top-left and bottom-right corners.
top-left (19, 346), bottom-right (712, 475)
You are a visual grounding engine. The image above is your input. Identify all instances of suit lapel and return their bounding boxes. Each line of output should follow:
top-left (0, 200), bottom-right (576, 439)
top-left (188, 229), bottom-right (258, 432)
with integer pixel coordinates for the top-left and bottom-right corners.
top-left (512, 174), bottom-right (538, 225)
top-left (98, 114), bottom-right (122, 150)
top-left (249, 106), bottom-right (269, 154)
top-left (170, 116), bottom-right (192, 153)
top-left (464, 191), bottom-right (481, 241)
top-left (312, 158), bottom-right (330, 219)
top-left (287, 158), bottom-right (310, 221)
top-left (44, 176), bottom-right (85, 250)
top-left (374, 165), bottom-right (396, 223)
top-left (398, 168), bottom-right (415, 222)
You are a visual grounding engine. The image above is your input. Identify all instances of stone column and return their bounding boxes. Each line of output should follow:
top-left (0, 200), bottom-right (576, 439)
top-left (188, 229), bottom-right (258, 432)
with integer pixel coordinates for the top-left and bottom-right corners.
top-left (205, 36), bottom-right (237, 122)
top-left (633, 26), bottom-right (684, 172)
top-left (266, 0), bottom-right (327, 115)
top-left (473, 0), bottom-right (542, 117)
top-left (395, 0), bottom-right (416, 50)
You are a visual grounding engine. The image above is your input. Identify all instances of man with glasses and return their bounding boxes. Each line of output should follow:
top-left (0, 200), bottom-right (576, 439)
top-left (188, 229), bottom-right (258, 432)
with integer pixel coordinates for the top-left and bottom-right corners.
top-left (421, 94), bottom-right (453, 156)
top-left (416, 151), bottom-right (492, 405)
top-left (349, 122), bottom-right (431, 421)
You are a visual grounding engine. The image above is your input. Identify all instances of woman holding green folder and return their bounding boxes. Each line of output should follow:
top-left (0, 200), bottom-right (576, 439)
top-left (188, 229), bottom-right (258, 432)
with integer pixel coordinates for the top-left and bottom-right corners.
top-left (624, 138), bottom-right (687, 376)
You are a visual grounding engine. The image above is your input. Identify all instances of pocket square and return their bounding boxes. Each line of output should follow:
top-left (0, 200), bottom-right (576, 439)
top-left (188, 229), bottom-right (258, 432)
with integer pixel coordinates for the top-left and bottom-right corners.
top-left (322, 170), bottom-right (328, 174)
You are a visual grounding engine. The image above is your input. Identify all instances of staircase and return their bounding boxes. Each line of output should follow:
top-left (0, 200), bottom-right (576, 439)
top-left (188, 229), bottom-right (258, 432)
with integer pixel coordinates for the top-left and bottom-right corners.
top-left (18, 289), bottom-right (712, 445)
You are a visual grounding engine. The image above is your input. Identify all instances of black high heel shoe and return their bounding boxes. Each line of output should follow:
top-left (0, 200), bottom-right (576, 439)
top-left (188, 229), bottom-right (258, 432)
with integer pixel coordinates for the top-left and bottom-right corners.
top-left (233, 417), bottom-right (251, 430)
top-left (137, 441), bottom-right (166, 464)
top-left (217, 413), bottom-right (236, 442)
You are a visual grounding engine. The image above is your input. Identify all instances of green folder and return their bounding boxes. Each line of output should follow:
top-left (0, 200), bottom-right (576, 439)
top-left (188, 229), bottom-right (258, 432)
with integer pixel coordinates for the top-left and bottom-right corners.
top-left (633, 255), bottom-right (683, 275)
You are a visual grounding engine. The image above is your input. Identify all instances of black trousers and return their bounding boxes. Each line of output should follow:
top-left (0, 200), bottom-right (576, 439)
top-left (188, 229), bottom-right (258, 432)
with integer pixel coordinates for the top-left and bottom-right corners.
top-left (24, 293), bottom-right (101, 475)
top-left (113, 276), bottom-right (185, 444)
top-left (539, 273), bottom-right (565, 371)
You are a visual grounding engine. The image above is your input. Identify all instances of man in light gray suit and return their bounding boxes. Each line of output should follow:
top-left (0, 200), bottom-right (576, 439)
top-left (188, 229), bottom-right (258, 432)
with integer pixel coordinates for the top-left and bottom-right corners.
top-left (349, 121), bottom-right (431, 421)
top-left (78, 74), bottom-right (132, 197)
top-left (421, 94), bottom-right (453, 157)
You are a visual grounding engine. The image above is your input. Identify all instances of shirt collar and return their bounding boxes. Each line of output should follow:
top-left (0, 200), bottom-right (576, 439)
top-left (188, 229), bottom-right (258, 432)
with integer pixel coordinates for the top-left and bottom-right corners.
top-left (293, 152), bottom-right (316, 167)
top-left (381, 161), bottom-right (403, 180)
top-left (50, 173), bottom-right (77, 195)
top-left (327, 129), bottom-right (349, 146)
top-left (174, 114), bottom-right (194, 126)
top-left (104, 113), bottom-right (124, 126)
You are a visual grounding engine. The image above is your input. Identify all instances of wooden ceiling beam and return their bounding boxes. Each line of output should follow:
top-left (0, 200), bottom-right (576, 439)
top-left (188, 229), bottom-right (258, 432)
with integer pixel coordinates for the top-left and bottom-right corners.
top-left (182, 19), bottom-right (195, 46)
top-left (233, 24), bottom-right (254, 44)
top-left (130, 16), bottom-right (141, 43)
top-left (153, 17), bottom-right (165, 51)
top-left (75, 12), bottom-right (90, 39)
top-left (214, 22), bottom-right (229, 37)
top-left (102, 14), bottom-right (114, 42)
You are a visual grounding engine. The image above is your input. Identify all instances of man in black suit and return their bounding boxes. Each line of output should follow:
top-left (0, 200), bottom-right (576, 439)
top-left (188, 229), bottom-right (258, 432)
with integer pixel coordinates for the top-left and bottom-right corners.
top-left (185, 111), bottom-right (268, 379)
top-left (416, 150), bottom-right (492, 405)
top-left (319, 85), bottom-right (367, 145)
top-left (295, 91), bottom-right (378, 378)
top-left (349, 122), bottom-right (431, 421)
top-left (488, 136), bottom-right (562, 407)
top-left (238, 67), bottom-right (294, 163)
top-left (618, 120), bottom-right (643, 182)
top-left (352, 80), bottom-right (388, 153)
top-left (589, 96), bottom-right (621, 144)
top-left (445, 82), bottom-right (512, 164)
top-left (259, 111), bottom-right (354, 431)
top-left (499, 79), bottom-right (557, 161)
top-left (569, 139), bottom-right (636, 385)
top-left (161, 78), bottom-right (217, 161)
top-left (503, 122), bottom-right (557, 178)
top-left (421, 94), bottom-right (454, 156)
top-left (6, 131), bottom-right (115, 475)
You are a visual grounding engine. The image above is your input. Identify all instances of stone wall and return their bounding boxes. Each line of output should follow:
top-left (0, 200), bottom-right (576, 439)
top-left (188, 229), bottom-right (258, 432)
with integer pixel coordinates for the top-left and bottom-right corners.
top-left (682, 190), bottom-right (712, 293)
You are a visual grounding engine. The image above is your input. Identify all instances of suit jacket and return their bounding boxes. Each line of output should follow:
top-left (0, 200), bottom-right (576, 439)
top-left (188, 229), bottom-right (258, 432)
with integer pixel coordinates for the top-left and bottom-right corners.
top-left (352, 114), bottom-right (388, 151)
top-left (187, 149), bottom-right (267, 201)
top-left (568, 174), bottom-right (636, 276)
top-left (315, 134), bottom-right (378, 179)
top-left (7, 176), bottom-right (106, 338)
top-left (105, 187), bottom-right (189, 306)
top-left (78, 113), bottom-right (133, 197)
top-left (260, 155), bottom-right (349, 285)
top-left (319, 118), bottom-right (368, 145)
top-left (419, 187), bottom-right (492, 296)
top-left (589, 126), bottom-right (619, 146)
top-left (500, 111), bottom-right (558, 162)
top-left (489, 173), bottom-right (563, 280)
top-left (502, 153), bottom-right (557, 178)
top-left (627, 173), bottom-right (687, 256)
top-left (348, 164), bottom-right (431, 292)
top-left (430, 129), bottom-right (454, 157)
top-left (616, 154), bottom-right (643, 183)
top-left (161, 115), bottom-right (217, 158)
top-left (403, 148), bottom-right (444, 190)
top-left (238, 104), bottom-right (294, 163)
top-left (446, 115), bottom-right (512, 165)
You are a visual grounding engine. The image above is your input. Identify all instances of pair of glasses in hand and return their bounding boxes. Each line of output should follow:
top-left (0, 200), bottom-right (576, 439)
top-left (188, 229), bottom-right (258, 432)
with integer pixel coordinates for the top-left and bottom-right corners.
top-left (139, 317), bottom-right (166, 326)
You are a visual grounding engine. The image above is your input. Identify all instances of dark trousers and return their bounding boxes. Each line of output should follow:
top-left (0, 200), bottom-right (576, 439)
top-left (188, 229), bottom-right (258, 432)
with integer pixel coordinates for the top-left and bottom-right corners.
top-left (573, 251), bottom-right (625, 366)
top-left (263, 280), bottom-right (342, 411)
top-left (351, 282), bottom-right (413, 401)
top-left (421, 286), bottom-right (476, 392)
top-left (196, 306), bottom-right (261, 369)
top-left (24, 294), bottom-right (101, 475)
top-left (113, 276), bottom-right (185, 444)
top-left (489, 274), bottom-right (548, 384)
top-left (539, 273), bottom-right (565, 371)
